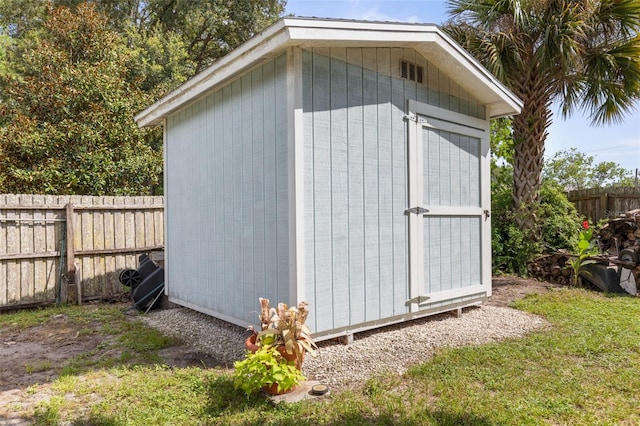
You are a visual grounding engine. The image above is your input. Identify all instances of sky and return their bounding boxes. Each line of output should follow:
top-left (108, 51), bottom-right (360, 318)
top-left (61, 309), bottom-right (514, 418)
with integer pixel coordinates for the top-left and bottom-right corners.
top-left (286, 0), bottom-right (640, 174)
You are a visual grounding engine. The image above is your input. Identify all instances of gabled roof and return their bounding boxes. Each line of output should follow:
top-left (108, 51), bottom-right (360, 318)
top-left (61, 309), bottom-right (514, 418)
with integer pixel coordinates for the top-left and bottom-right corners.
top-left (135, 17), bottom-right (522, 127)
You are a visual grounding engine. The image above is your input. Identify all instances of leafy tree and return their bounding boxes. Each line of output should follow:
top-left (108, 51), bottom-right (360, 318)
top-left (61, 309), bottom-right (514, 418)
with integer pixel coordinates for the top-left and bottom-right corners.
top-left (543, 148), bottom-right (634, 190)
top-left (0, 0), bottom-right (48, 36)
top-left (490, 117), bottom-right (514, 165)
top-left (0, 33), bottom-right (8, 75)
top-left (138, 0), bottom-right (286, 73)
top-left (0, 0), bottom-right (286, 76)
top-left (446, 0), bottom-right (640, 241)
top-left (0, 3), bottom-right (162, 195)
top-left (124, 24), bottom-right (195, 97)
top-left (0, 1), bottom-right (285, 195)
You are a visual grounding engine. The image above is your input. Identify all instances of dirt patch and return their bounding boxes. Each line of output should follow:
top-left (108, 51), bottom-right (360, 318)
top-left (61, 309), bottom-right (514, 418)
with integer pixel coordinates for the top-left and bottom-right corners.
top-left (487, 276), bottom-right (562, 307)
top-left (0, 314), bottom-right (106, 392)
top-left (0, 278), bottom-right (556, 422)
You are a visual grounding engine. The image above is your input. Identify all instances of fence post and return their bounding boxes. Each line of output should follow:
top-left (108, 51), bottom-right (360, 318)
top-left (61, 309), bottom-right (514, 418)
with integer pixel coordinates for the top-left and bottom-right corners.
top-left (65, 203), bottom-right (75, 303)
top-left (599, 193), bottom-right (609, 220)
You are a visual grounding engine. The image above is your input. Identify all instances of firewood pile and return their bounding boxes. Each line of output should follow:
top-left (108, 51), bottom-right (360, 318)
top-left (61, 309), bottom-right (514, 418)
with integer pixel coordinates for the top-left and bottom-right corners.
top-left (528, 209), bottom-right (640, 286)
top-left (598, 209), bottom-right (640, 255)
top-left (527, 251), bottom-right (573, 285)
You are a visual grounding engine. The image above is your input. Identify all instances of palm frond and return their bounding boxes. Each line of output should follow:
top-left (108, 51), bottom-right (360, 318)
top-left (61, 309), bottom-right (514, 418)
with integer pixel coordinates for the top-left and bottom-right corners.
top-left (579, 33), bottom-right (640, 125)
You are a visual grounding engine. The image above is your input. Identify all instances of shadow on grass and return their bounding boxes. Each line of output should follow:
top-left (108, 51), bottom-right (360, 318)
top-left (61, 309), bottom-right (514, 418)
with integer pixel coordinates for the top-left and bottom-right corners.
top-left (425, 411), bottom-right (496, 426)
top-left (202, 375), bottom-right (274, 415)
top-left (198, 375), bottom-right (497, 426)
top-left (22, 374), bottom-right (499, 426)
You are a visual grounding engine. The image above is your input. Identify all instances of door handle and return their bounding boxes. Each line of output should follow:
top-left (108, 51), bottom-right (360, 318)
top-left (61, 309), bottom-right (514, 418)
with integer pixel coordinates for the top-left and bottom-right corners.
top-left (405, 206), bottom-right (429, 215)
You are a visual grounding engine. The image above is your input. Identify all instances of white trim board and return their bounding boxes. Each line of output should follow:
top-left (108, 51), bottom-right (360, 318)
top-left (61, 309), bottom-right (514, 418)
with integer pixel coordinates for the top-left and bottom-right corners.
top-left (135, 17), bottom-right (522, 127)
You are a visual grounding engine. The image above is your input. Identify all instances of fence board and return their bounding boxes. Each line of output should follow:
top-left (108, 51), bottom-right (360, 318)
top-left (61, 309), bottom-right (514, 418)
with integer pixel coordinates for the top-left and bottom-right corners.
top-left (6, 195), bottom-right (19, 303)
top-left (0, 194), bottom-right (164, 309)
top-left (568, 187), bottom-right (640, 223)
top-left (103, 197), bottom-right (115, 295)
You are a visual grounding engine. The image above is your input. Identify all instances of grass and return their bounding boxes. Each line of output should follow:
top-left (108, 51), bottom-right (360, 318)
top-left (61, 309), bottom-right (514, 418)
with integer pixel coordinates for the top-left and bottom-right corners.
top-left (5, 288), bottom-right (640, 425)
top-left (0, 303), bottom-right (122, 330)
top-left (0, 303), bottom-right (177, 378)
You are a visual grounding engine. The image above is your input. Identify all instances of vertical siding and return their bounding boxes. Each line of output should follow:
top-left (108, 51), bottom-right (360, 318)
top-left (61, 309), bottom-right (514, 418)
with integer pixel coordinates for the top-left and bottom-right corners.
top-left (241, 74), bottom-right (254, 316)
top-left (213, 90), bottom-right (224, 310)
top-left (311, 48), bottom-right (333, 332)
top-left (424, 129), bottom-right (481, 208)
top-left (423, 216), bottom-right (481, 292)
top-left (275, 56), bottom-right (290, 301)
top-left (361, 48), bottom-right (381, 323)
top-left (205, 93), bottom-right (217, 306)
top-left (302, 47), bottom-right (485, 333)
top-left (390, 52), bottom-right (409, 316)
top-left (302, 50), bottom-right (317, 327)
top-left (165, 54), bottom-right (289, 325)
top-left (251, 67), bottom-right (266, 302)
top-left (330, 48), bottom-right (350, 328)
top-left (262, 60), bottom-right (279, 306)
top-left (346, 47), bottom-right (365, 325)
top-left (377, 48), bottom-right (394, 320)
top-left (422, 127), bottom-right (483, 292)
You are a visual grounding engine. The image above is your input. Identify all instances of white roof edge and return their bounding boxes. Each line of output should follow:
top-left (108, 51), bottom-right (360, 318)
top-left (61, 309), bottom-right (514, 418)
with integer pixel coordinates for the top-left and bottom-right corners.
top-left (431, 27), bottom-right (522, 117)
top-left (135, 17), bottom-right (522, 127)
top-left (281, 16), bottom-right (441, 31)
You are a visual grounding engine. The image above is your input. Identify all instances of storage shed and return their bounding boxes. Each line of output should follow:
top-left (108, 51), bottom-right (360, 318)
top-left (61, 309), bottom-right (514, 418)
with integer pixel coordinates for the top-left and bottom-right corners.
top-left (135, 17), bottom-right (522, 340)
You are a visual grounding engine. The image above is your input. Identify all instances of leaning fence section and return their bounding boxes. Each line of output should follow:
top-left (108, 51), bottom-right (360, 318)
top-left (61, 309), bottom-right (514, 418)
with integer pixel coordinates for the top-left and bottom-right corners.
top-left (568, 187), bottom-right (640, 224)
top-left (0, 194), bottom-right (164, 309)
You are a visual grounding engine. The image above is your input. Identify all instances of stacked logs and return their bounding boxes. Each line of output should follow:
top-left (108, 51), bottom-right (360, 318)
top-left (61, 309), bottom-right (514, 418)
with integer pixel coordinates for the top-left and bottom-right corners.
top-left (527, 251), bottom-right (573, 285)
top-left (598, 209), bottom-right (640, 255)
top-left (528, 209), bottom-right (640, 285)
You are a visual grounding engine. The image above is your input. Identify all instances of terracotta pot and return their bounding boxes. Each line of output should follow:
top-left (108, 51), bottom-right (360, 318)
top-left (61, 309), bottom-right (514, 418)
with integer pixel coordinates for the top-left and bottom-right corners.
top-left (244, 333), bottom-right (304, 395)
top-left (244, 333), bottom-right (260, 352)
top-left (263, 381), bottom-right (295, 395)
top-left (244, 334), bottom-right (305, 368)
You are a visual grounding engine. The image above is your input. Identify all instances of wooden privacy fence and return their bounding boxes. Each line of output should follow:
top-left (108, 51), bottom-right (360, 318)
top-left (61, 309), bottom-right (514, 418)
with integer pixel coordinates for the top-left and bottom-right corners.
top-left (567, 187), bottom-right (640, 223)
top-left (0, 194), bottom-right (164, 310)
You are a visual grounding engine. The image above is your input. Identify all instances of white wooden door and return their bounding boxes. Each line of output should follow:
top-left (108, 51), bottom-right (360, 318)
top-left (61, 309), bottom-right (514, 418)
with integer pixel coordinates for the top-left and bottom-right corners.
top-left (406, 100), bottom-right (491, 309)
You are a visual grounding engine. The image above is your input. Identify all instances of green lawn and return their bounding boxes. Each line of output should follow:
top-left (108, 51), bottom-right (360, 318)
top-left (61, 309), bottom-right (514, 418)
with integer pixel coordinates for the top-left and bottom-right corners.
top-left (6, 288), bottom-right (640, 425)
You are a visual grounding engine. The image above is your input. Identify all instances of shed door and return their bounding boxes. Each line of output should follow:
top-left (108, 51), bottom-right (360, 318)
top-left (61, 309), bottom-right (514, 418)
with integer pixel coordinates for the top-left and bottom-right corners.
top-left (406, 101), bottom-right (490, 309)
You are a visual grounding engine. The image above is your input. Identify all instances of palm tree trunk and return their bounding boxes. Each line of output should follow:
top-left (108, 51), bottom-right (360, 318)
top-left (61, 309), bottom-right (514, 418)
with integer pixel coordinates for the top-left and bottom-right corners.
top-left (511, 76), bottom-right (553, 242)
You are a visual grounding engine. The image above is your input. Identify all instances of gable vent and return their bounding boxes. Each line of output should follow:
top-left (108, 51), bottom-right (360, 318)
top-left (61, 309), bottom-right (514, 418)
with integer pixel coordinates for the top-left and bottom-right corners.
top-left (401, 60), bottom-right (423, 84)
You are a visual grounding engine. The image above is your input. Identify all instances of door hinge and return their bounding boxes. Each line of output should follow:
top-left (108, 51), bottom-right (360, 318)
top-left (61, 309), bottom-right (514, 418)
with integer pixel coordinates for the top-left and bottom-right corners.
top-left (404, 112), bottom-right (428, 123)
top-left (405, 206), bottom-right (429, 215)
top-left (405, 295), bottom-right (431, 305)
top-left (404, 112), bottom-right (417, 122)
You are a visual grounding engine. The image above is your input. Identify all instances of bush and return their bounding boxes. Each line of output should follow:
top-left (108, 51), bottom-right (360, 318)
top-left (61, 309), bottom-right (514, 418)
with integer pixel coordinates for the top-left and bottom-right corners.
top-left (538, 184), bottom-right (582, 252)
top-left (491, 166), bottom-right (583, 275)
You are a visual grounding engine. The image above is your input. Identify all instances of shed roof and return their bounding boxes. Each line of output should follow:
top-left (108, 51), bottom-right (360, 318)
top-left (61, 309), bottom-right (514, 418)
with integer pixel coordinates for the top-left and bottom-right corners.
top-left (135, 17), bottom-right (522, 127)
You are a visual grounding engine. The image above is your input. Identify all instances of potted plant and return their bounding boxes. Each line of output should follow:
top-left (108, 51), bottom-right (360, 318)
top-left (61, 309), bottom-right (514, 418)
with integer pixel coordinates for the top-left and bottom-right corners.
top-left (249, 298), bottom-right (317, 366)
top-left (234, 298), bottom-right (318, 395)
top-left (233, 345), bottom-right (306, 396)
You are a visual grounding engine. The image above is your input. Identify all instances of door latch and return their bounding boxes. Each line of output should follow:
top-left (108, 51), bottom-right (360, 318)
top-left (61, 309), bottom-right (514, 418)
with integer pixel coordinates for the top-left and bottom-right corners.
top-left (484, 210), bottom-right (490, 220)
top-left (405, 206), bottom-right (429, 215)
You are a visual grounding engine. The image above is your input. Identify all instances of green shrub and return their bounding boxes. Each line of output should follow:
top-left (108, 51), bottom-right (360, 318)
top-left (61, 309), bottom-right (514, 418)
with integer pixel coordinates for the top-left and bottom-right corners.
top-left (491, 166), bottom-right (583, 275)
top-left (491, 166), bottom-right (539, 275)
top-left (538, 184), bottom-right (582, 253)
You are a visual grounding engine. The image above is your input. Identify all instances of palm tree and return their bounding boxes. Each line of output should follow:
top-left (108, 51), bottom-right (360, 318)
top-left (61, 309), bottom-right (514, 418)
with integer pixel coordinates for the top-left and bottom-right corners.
top-left (445, 0), bottom-right (640, 240)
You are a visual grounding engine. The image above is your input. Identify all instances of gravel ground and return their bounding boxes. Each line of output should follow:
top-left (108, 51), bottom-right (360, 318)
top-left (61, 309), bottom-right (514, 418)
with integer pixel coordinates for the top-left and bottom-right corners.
top-left (140, 303), bottom-right (548, 391)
